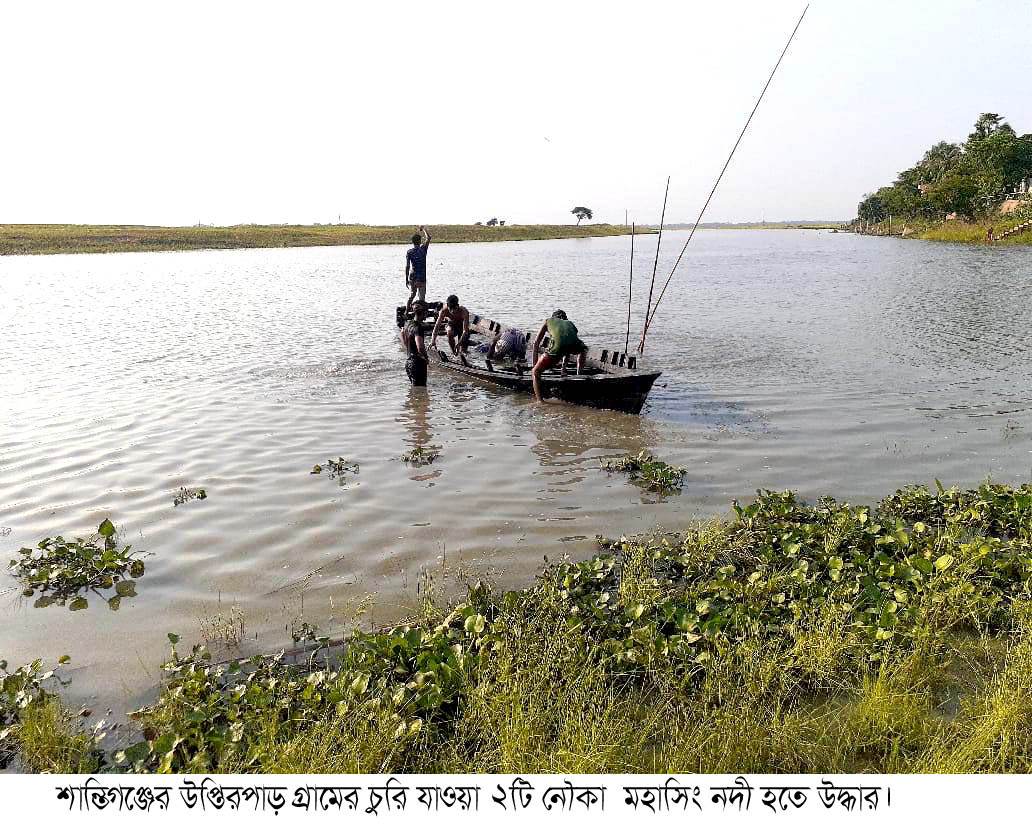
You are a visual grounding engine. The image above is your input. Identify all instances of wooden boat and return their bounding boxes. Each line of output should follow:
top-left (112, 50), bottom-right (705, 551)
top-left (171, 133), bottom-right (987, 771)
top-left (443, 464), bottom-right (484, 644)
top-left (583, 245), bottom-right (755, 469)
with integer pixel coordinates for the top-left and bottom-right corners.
top-left (396, 303), bottom-right (661, 414)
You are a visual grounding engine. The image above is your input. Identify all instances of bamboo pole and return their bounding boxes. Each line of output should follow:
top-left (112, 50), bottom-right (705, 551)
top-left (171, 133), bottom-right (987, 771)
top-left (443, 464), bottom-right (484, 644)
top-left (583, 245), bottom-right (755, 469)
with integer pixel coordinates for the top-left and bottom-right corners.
top-left (637, 176), bottom-right (670, 354)
top-left (639, 4), bottom-right (810, 350)
top-left (625, 222), bottom-right (635, 353)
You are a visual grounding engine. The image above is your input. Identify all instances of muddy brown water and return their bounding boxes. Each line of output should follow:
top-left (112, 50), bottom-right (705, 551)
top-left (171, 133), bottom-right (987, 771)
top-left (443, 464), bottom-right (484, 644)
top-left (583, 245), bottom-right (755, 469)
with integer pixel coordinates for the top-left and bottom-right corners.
top-left (2, 230), bottom-right (1031, 711)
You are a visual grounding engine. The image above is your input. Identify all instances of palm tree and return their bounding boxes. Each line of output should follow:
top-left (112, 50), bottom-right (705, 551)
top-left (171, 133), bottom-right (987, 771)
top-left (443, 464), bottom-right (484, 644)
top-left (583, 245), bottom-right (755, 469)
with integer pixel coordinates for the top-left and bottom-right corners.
top-left (920, 142), bottom-right (964, 184)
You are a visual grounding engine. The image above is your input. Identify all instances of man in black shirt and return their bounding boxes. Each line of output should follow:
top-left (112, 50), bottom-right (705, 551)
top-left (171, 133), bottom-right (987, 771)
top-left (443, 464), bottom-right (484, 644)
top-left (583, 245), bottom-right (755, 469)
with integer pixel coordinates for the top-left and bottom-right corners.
top-left (401, 301), bottom-right (429, 385)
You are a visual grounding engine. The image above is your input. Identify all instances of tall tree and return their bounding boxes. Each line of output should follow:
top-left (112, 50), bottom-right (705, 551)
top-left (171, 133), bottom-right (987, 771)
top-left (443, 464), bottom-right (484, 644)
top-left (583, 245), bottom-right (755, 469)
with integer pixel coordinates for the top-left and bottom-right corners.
top-left (968, 113), bottom-right (1006, 142)
top-left (857, 192), bottom-right (887, 224)
top-left (919, 142), bottom-right (964, 184)
top-left (926, 174), bottom-right (978, 219)
top-left (571, 206), bottom-right (593, 225)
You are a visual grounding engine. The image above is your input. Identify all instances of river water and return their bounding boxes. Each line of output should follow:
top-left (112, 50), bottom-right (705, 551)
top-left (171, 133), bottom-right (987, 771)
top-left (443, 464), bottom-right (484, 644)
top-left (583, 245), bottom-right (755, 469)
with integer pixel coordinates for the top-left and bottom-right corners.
top-left (2, 230), bottom-right (1031, 710)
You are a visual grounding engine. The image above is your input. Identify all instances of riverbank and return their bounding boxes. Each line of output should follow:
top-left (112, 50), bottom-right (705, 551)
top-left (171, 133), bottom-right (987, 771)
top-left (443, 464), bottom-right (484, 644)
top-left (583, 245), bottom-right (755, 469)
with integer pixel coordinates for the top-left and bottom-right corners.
top-left (860, 215), bottom-right (1032, 245)
top-left (691, 221), bottom-right (848, 230)
top-left (6, 480), bottom-right (1032, 774)
top-left (0, 223), bottom-right (649, 256)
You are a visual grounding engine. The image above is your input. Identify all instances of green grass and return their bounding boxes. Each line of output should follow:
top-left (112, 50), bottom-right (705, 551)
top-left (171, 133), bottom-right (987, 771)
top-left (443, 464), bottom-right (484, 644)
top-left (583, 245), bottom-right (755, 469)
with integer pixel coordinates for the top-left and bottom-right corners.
top-left (0, 223), bottom-right (648, 256)
top-left (14, 700), bottom-right (102, 773)
top-left (862, 215), bottom-right (1032, 245)
top-left (9, 480), bottom-right (1032, 773)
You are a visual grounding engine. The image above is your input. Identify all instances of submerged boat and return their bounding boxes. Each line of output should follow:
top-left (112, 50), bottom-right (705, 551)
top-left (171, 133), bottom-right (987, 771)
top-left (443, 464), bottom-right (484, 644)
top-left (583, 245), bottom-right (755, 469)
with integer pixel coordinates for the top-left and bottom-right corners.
top-left (396, 303), bottom-right (661, 414)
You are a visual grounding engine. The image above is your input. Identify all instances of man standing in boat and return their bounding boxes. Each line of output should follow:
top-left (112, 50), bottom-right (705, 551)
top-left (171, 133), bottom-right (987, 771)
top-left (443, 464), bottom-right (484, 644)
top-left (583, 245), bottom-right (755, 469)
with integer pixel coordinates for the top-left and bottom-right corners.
top-left (405, 225), bottom-right (432, 310)
top-left (430, 294), bottom-right (471, 365)
top-left (531, 309), bottom-right (587, 402)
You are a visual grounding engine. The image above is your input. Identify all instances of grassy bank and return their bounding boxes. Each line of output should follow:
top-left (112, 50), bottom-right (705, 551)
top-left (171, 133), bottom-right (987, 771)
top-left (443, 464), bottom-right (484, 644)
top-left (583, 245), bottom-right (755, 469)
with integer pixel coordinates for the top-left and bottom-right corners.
top-left (862, 215), bottom-right (1032, 245)
top-left (6, 480), bottom-right (1032, 773)
top-left (0, 223), bottom-right (647, 256)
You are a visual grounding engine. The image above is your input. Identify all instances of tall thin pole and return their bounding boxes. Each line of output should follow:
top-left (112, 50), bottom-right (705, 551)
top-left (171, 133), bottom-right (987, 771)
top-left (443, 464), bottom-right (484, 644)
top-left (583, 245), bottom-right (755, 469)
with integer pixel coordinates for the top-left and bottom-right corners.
top-left (637, 176), bottom-right (671, 353)
top-left (639, 4), bottom-right (809, 350)
top-left (625, 222), bottom-right (635, 353)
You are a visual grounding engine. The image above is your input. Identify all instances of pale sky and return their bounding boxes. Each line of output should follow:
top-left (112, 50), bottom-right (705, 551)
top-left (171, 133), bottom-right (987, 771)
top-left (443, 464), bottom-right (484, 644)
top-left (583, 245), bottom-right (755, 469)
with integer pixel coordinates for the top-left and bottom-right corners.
top-left (2, 0), bottom-right (1030, 226)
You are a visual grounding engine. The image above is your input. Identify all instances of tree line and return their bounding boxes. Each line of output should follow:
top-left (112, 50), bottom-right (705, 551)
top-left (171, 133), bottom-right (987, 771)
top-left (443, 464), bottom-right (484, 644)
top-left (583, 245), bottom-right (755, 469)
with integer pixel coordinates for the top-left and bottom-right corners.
top-left (858, 113), bottom-right (1032, 223)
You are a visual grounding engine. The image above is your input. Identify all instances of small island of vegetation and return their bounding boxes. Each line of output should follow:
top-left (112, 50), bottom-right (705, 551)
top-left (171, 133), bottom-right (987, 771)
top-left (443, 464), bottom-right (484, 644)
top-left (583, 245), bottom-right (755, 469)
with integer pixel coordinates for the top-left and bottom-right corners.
top-left (857, 112), bottom-right (1032, 244)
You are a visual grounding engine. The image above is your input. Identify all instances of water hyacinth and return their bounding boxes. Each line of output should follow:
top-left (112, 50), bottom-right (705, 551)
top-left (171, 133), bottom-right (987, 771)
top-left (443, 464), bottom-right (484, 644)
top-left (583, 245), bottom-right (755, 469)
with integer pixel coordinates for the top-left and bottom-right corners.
top-left (172, 487), bottom-right (207, 507)
top-left (311, 458), bottom-right (360, 485)
top-left (7, 482), bottom-right (1032, 774)
top-left (8, 520), bottom-right (149, 611)
top-left (400, 446), bottom-right (441, 466)
top-left (600, 451), bottom-right (686, 493)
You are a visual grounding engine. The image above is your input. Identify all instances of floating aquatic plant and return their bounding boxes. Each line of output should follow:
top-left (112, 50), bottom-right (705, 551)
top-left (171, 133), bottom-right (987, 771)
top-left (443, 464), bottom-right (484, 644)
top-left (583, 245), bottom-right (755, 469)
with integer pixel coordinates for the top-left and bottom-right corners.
top-left (600, 450), bottom-right (686, 493)
top-left (290, 619), bottom-right (322, 645)
top-left (8, 520), bottom-right (149, 611)
top-left (173, 487), bottom-right (207, 507)
top-left (400, 446), bottom-right (441, 466)
top-left (311, 458), bottom-right (360, 484)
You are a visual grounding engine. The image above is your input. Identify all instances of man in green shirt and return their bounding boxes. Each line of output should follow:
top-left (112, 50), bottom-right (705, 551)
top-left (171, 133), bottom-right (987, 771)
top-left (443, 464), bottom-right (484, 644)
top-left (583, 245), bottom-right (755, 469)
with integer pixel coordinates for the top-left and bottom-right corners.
top-left (531, 309), bottom-right (588, 402)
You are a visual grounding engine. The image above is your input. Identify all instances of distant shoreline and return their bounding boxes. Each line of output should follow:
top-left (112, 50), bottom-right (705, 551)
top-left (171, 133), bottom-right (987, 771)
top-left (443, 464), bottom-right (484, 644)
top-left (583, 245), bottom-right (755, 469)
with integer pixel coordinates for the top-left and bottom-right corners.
top-left (0, 223), bottom-right (656, 256)
top-left (668, 222), bottom-right (848, 231)
top-left (857, 217), bottom-right (1032, 246)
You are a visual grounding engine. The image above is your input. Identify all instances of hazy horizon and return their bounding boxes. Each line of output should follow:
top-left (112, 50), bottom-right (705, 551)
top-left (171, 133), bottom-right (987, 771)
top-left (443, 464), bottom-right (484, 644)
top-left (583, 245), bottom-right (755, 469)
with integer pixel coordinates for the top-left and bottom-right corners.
top-left (3, 0), bottom-right (1030, 227)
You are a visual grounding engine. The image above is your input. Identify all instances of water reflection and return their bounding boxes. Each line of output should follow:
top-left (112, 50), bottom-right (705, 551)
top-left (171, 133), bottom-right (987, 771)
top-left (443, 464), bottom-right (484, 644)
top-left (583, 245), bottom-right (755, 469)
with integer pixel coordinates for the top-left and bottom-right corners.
top-left (522, 401), bottom-right (677, 507)
top-left (397, 386), bottom-right (441, 483)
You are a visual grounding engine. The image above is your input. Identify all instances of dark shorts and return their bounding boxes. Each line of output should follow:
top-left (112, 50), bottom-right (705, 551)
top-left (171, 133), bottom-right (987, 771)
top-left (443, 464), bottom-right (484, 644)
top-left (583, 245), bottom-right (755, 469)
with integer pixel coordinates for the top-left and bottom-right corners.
top-left (448, 326), bottom-right (471, 348)
top-left (546, 338), bottom-right (587, 358)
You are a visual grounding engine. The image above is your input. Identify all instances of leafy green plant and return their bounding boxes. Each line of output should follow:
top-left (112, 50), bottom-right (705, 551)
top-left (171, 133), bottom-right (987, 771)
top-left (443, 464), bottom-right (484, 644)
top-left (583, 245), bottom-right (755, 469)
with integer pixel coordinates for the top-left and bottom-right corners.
top-left (600, 451), bottom-right (686, 493)
top-left (16, 482), bottom-right (1032, 774)
top-left (118, 599), bottom-right (495, 772)
top-left (173, 487), bottom-right (207, 507)
top-left (311, 458), bottom-right (360, 484)
top-left (8, 520), bottom-right (149, 611)
top-left (400, 446), bottom-right (440, 466)
top-left (290, 620), bottom-right (322, 645)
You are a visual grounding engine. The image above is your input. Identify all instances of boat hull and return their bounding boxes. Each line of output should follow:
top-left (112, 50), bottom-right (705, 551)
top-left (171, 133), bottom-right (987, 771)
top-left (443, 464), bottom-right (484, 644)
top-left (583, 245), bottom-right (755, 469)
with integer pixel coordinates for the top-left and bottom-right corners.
top-left (429, 348), bottom-right (660, 414)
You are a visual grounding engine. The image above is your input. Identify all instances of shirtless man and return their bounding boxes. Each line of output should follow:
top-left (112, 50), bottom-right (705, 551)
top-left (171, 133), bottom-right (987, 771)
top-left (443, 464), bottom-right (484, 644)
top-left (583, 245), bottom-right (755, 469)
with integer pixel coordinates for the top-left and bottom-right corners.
top-left (430, 294), bottom-right (471, 363)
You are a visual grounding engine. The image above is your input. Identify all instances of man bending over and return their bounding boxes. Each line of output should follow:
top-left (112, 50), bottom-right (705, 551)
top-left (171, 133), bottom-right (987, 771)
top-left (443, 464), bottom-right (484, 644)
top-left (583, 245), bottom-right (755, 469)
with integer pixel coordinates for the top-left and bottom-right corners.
top-left (531, 309), bottom-right (587, 402)
top-left (431, 294), bottom-right (471, 365)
